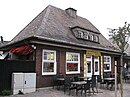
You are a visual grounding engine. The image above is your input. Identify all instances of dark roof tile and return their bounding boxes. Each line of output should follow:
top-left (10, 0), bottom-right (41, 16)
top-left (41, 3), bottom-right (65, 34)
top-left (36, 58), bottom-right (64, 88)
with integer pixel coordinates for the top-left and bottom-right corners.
top-left (1, 5), bottom-right (120, 52)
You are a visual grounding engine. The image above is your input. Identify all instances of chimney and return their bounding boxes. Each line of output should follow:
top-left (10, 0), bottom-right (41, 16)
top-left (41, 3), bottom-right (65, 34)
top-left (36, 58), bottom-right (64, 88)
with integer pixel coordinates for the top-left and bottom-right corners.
top-left (65, 8), bottom-right (77, 18)
top-left (0, 36), bottom-right (4, 43)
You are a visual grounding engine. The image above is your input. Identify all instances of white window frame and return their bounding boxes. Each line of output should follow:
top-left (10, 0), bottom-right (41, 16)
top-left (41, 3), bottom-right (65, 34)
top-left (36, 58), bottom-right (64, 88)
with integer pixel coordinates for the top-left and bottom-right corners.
top-left (83, 32), bottom-right (88, 39)
top-left (94, 56), bottom-right (99, 75)
top-left (104, 56), bottom-right (111, 72)
top-left (78, 31), bottom-right (83, 38)
top-left (42, 49), bottom-right (57, 75)
top-left (86, 55), bottom-right (92, 77)
top-left (88, 34), bottom-right (93, 41)
top-left (93, 35), bottom-right (99, 42)
top-left (66, 52), bottom-right (80, 74)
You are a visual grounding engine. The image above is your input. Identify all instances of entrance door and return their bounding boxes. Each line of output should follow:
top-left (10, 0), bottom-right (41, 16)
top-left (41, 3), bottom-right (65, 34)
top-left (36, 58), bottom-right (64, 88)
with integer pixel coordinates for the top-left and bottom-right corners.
top-left (86, 55), bottom-right (92, 77)
top-left (94, 56), bottom-right (99, 75)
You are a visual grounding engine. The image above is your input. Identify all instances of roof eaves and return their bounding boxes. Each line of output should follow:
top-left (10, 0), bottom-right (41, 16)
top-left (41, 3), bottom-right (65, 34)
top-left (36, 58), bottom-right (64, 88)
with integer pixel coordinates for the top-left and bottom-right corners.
top-left (70, 26), bottom-right (100, 34)
top-left (34, 35), bottom-right (121, 53)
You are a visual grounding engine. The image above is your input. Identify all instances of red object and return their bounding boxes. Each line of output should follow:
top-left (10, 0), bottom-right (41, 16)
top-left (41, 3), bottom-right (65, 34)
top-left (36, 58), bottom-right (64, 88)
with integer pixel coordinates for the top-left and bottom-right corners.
top-left (9, 45), bottom-right (33, 55)
top-left (67, 63), bottom-right (74, 66)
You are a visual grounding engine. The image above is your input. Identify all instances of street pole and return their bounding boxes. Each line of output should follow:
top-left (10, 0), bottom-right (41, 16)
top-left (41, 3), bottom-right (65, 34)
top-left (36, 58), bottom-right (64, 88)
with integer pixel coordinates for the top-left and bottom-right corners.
top-left (115, 61), bottom-right (117, 97)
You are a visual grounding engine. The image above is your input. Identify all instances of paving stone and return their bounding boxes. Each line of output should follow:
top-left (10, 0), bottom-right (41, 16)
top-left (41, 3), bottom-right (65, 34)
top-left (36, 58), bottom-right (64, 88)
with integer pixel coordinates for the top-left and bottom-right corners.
top-left (2, 82), bottom-right (130, 97)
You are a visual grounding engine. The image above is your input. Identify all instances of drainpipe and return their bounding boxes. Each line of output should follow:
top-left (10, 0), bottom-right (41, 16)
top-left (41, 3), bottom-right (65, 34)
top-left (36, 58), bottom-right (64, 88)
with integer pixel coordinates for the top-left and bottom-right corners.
top-left (0, 36), bottom-right (4, 43)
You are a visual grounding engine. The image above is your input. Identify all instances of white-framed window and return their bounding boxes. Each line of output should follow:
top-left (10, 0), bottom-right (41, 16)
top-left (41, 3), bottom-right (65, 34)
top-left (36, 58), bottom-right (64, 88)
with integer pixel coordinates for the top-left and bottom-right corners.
top-left (88, 34), bottom-right (93, 41)
top-left (83, 32), bottom-right (88, 39)
top-left (42, 49), bottom-right (56, 75)
top-left (77, 31), bottom-right (83, 38)
top-left (66, 52), bottom-right (80, 74)
top-left (104, 56), bottom-right (111, 72)
top-left (93, 35), bottom-right (99, 42)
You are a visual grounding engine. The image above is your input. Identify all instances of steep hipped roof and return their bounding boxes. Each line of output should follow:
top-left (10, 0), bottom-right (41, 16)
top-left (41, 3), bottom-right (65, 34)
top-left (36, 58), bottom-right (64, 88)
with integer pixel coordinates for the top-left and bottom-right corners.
top-left (0, 5), bottom-right (120, 53)
top-left (11, 5), bottom-right (99, 42)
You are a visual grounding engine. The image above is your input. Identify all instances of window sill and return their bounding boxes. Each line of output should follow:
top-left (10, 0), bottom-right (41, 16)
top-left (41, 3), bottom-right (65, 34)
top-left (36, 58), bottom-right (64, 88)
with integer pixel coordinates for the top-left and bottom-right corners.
top-left (42, 72), bottom-right (56, 75)
top-left (104, 70), bottom-right (111, 72)
top-left (66, 71), bottom-right (80, 74)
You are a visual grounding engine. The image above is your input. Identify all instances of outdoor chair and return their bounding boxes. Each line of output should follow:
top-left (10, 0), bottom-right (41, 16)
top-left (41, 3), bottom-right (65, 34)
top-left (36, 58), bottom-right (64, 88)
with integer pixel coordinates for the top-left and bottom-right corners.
top-left (57, 73), bottom-right (64, 78)
top-left (56, 74), bottom-right (64, 89)
top-left (64, 77), bottom-right (77, 95)
top-left (91, 75), bottom-right (98, 94)
top-left (97, 75), bottom-right (106, 88)
top-left (81, 80), bottom-right (91, 96)
top-left (73, 75), bottom-right (79, 82)
top-left (53, 76), bottom-right (58, 89)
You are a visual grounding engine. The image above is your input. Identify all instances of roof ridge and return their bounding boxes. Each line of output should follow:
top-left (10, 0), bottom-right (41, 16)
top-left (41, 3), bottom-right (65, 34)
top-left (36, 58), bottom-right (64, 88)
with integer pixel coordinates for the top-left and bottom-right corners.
top-left (37, 5), bottom-right (52, 33)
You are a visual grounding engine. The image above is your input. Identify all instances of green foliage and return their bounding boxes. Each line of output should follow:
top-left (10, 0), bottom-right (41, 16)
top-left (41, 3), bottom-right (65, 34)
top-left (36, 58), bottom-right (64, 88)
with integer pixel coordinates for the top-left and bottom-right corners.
top-left (108, 22), bottom-right (130, 53)
top-left (108, 22), bottom-right (130, 97)
top-left (1, 89), bottom-right (12, 96)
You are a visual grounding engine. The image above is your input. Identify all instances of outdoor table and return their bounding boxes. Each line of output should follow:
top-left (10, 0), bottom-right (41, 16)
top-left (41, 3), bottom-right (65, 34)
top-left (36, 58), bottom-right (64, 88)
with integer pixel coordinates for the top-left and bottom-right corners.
top-left (71, 81), bottom-right (87, 95)
top-left (104, 78), bottom-right (115, 81)
top-left (57, 78), bottom-right (65, 81)
top-left (125, 74), bottom-right (130, 78)
top-left (78, 77), bottom-right (87, 81)
top-left (56, 78), bottom-right (65, 89)
top-left (104, 78), bottom-right (115, 89)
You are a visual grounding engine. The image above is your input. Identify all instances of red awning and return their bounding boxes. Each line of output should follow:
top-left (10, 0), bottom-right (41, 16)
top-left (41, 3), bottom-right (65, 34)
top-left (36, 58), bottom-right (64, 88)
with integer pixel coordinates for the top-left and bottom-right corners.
top-left (9, 45), bottom-right (33, 55)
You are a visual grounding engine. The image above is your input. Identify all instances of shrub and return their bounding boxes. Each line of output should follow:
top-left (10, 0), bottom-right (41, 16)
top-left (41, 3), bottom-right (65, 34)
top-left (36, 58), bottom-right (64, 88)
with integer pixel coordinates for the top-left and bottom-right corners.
top-left (1, 89), bottom-right (12, 96)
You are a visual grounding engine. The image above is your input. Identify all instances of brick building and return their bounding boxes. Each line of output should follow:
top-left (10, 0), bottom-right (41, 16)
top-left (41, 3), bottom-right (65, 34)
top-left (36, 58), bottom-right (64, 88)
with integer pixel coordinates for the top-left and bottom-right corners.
top-left (0, 5), bottom-right (121, 88)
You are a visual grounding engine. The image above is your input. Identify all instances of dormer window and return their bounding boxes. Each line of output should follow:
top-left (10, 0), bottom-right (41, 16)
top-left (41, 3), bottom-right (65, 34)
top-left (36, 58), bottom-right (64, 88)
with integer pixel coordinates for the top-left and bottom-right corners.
top-left (77, 31), bottom-right (83, 38)
top-left (93, 35), bottom-right (99, 42)
top-left (83, 32), bottom-right (88, 39)
top-left (88, 34), bottom-right (93, 41)
top-left (71, 26), bottom-right (100, 43)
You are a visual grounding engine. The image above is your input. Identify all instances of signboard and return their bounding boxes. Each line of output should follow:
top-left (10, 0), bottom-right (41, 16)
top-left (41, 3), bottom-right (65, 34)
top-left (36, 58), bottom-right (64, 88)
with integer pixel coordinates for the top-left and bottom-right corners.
top-left (86, 50), bottom-right (101, 56)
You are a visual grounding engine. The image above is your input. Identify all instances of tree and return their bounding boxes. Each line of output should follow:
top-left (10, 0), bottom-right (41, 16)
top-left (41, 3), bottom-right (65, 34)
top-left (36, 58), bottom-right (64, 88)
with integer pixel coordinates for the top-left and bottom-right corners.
top-left (108, 22), bottom-right (130, 97)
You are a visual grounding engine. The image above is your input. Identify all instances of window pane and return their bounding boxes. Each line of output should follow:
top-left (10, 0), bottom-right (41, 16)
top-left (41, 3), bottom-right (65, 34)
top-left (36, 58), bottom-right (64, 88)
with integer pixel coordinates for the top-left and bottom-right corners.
top-left (107, 57), bottom-right (110, 62)
top-left (95, 62), bottom-right (98, 72)
top-left (83, 32), bottom-right (88, 39)
top-left (44, 52), bottom-right (47, 60)
top-left (67, 63), bottom-right (78, 72)
top-left (104, 56), bottom-right (110, 62)
top-left (66, 53), bottom-right (78, 61)
top-left (104, 64), bottom-right (110, 70)
top-left (104, 57), bottom-right (106, 62)
top-left (44, 51), bottom-right (54, 60)
top-left (94, 56), bottom-right (98, 59)
top-left (43, 62), bottom-right (54, 72)
top-left (74, 54), bottom-right (78, 61)
top-left (87, 61), bottom-right (91, 73)
top-left (93, 35), bottom-right (98, 42)
top-left (78, 31), bottom-right (83, 38)
top-left (87, 55), bottom-right (91, 59)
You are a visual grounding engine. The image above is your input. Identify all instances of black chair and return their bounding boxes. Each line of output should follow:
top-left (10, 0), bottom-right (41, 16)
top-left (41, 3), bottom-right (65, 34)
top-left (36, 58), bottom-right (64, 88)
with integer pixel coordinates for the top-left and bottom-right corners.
top-left (73, 75), bottom-right (79, 82)
top-left (91, 75), bottom-right (98, 93)
top-left (64, 77), bottom-right (77, 95)
top-left (97, 75), bottom-right (106, 88)
top-left (81, 80), bottom-right (91, 96)
top-left (53, 76), bottom-right (58, 89)
top-left (57, 74), bottom-right (64, 89)
top-left (57, 73), bottom-right (64, 78)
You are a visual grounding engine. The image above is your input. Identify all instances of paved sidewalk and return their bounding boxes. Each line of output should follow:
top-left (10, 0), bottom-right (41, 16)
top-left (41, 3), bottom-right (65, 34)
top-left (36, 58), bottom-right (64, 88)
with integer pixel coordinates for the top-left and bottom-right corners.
top-left (2, 83), bottom-right (130, 97)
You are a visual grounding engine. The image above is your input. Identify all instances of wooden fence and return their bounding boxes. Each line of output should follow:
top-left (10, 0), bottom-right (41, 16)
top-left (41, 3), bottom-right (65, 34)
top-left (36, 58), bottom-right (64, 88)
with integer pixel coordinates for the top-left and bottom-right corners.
top-left (0, 60), bottom-right (35, 92)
